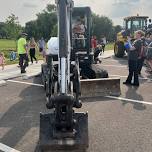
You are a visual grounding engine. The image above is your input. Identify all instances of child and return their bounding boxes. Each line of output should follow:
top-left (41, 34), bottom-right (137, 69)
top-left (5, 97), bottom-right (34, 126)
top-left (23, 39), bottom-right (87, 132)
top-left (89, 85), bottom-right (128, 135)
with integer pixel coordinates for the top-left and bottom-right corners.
top-left (0, 52), bottom-right (5, 70)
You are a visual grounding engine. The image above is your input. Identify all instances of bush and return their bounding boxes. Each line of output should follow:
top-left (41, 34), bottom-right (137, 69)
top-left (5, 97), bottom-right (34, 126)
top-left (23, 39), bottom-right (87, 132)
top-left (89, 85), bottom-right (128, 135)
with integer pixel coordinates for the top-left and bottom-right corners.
top-left (1, 49), bottom-right (17, 58)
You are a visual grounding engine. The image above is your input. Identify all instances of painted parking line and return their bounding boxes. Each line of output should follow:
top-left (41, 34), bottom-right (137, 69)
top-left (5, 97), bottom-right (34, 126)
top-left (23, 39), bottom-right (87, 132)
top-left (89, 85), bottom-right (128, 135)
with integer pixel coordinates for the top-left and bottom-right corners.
top-left (102, 64), bottom-right (126, 68)
top-left (110, 75), bottom-right (149, 80)
top-left (7, 80), bottom-right (43, 87)
top-left (106, 96), bottom-right (152, 105)
top-left (0, 143), bottom-right (21, 152)
top-left (7, 79), bottom-right (152, 106)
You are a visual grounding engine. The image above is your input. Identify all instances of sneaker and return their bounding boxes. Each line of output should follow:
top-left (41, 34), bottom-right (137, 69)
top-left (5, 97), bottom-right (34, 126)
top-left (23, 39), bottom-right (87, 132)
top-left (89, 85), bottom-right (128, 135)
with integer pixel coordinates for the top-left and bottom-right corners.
top-left (132, 83), bottom-right (139, 87)
top-left (99, 60), bottom-right (102, 64)
top-left (123, 81), bottom-right (132, 85)
top-left (21, 70), bottom-right (26, 74)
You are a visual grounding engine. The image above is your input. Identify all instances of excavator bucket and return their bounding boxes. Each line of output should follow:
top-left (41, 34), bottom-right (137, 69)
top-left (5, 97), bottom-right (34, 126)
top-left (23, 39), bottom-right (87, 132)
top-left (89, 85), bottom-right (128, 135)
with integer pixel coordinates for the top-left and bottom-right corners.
top-left (39, 112), bottom-right (88, 151)
top-left (80, 77), bottom-right (121, 98)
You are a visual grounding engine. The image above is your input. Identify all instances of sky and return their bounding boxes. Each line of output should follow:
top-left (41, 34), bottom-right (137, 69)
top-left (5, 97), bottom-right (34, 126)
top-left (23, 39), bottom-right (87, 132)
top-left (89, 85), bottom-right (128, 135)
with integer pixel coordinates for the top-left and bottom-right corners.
top-left (0, 0), bottom-right (152, 26)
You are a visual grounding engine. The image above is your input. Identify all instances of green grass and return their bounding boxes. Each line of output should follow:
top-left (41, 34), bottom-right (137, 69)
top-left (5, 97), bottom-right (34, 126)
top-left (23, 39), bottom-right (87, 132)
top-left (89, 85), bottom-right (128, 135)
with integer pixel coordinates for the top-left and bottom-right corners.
top-left (0, 39), bottom-right (17, 50)
top-left (0, 39), bottom-right (44, 65)
top-left (0, 39), bottom-right (114, 65)
top-left (0, 39), bottom-right (17, 64)
top-left (105, 43), bottom-right (114, 51)
top-left (5, 59), bottom-right (19, 65)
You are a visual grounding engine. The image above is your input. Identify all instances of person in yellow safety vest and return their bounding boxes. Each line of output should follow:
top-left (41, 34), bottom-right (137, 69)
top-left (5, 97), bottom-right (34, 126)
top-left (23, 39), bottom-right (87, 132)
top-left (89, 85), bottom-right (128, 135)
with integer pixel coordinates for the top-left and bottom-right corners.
top-left (17, 32), bottom-right (28, 73)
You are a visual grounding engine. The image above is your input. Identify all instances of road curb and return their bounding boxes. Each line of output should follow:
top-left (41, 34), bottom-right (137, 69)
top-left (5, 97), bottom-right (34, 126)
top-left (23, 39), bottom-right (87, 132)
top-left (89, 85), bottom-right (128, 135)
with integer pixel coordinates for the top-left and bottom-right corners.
top-left (0, 80), bottom-right (7, 87)
top-left (1, 74), bottom-right (25, 81)
top-left (1, 72), bottom-right (41, 81)
top-left (101, 56), bottom-right (112, 59)
top-left (22, 72), bottom-right (41, 80)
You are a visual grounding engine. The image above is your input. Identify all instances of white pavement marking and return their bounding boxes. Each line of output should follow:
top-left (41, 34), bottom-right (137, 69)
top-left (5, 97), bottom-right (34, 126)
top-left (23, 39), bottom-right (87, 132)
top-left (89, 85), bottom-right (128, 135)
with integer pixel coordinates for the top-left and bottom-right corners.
top-left (0, 80), bottom-right (6, 87)
top-left (7, 80), bottom-right (152, 105)
top-left (106, 96), bottom-right (152, 105)
top-left (0, 143), bottom-right (21, 152)
top-left (110, 75), bottom-right (149, 80)
top-left (7, 80), bottom-right (43, 87)
top-left (102, 64), bottom-right (126, 68)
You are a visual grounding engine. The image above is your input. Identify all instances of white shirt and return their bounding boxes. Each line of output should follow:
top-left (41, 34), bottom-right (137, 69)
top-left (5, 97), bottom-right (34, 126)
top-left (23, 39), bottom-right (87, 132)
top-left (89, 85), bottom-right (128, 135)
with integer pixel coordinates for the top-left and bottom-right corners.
top-left (46, 37), bottom-right (59, 55)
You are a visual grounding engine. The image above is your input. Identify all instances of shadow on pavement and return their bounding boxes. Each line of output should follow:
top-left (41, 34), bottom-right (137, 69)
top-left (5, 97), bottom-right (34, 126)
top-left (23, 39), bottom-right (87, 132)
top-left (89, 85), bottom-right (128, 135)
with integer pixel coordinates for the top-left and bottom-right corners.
top-left (81, 96), bottom-right (114, 103)
top-left (122, 86), bottom-right (146, 110)
top-left (0, 76), bottom-right (46, 150)
top-left (111, 55), bottom-right (128, 65)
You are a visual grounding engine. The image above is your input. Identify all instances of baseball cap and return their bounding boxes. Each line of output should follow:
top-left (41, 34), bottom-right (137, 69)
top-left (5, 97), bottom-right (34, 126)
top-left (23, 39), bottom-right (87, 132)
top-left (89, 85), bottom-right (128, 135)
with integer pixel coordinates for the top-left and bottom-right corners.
top-left (21, 32), bottom-right (28, 36)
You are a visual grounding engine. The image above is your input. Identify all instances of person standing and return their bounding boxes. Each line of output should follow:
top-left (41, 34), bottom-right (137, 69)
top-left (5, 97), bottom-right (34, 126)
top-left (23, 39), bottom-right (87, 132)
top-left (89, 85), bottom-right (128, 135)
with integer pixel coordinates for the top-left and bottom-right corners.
top-left (91, 36), bottom-right (97, 50)
top-left (101, 36), bottom-right (107, 53)
top-left (0, 52), bottom-right (5, 70)
top-left (38, 37), bottom-right (46, 58)
top-left (146, 41), bottom-right (152, 73)
top-left (145, 34), bottom-right (152, 73)
top-left (137, 37), bottom-right (147, 75)
top-left (123, 30), bottom-right (145, 86)
top-left (148, 19), bottom-right (152, 29)
top-left (29, 37), bottom-right (38, 64)
top-left (91, 36), bottom-right (100, 63)
top-left (17, 33), bottom-right (28, 73)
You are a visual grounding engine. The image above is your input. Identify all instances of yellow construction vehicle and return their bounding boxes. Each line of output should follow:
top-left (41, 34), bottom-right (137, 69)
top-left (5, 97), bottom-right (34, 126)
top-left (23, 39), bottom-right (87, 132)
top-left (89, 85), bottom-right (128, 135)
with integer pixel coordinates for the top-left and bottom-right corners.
top-left (114, 15), bottom-right (149, 57)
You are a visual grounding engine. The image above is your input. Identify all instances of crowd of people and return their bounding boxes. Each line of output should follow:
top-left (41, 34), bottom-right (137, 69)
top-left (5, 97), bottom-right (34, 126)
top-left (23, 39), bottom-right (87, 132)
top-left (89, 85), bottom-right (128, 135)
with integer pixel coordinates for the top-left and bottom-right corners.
top-left (0, 32), bottom-right (47, 72)
top-left (91, 35), bottom-right (107, 64)
top-left (1, 28), bottom-right (152, 88)
top-left (0, 31), bottom-right (107, 72)
top-left (17, 33), bottom-right (46, 73)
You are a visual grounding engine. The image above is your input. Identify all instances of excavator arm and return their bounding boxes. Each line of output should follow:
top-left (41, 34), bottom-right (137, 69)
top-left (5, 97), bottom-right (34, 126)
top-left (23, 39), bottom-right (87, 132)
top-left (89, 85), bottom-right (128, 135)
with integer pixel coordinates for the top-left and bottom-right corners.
top-left (39, 0), bottom-right (89, 151)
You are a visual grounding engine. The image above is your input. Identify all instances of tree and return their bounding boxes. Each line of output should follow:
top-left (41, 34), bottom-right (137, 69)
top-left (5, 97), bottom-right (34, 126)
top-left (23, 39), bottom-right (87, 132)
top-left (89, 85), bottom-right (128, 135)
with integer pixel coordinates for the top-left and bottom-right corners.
top-left (51, 24), bottom-right (58, 37)
top-left (92, 14), bottom-right (113, 41)
top-left (112, 25), bottom-right (122, 41)
top-left (25, 4), bottom-right (57, 40)
top-left (25, 20), bottom-right (39, 39)
top-left (4, 14), bottom-right (22, 39)
top-left (0, 22), bottom-right (7, 38)
top-left (114, 25), bottom-right (122, 34)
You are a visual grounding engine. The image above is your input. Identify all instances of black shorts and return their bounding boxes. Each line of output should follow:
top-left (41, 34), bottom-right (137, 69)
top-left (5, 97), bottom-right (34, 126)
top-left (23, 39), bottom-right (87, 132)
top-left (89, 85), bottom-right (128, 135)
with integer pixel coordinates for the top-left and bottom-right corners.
top-left (39, 48), bottom-right (43, 52)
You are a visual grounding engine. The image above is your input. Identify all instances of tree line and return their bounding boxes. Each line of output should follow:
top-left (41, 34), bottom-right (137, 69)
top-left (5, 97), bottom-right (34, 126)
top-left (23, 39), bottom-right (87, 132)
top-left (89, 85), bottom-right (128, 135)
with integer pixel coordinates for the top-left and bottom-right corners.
top-left (0, 4), bottom-right (122, 42)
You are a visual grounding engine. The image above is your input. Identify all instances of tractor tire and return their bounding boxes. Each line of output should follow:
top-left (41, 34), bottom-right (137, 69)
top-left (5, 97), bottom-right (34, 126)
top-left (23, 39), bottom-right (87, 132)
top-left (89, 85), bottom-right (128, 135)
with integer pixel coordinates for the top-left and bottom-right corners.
top-left (114, 41), bottom-right (125, 58)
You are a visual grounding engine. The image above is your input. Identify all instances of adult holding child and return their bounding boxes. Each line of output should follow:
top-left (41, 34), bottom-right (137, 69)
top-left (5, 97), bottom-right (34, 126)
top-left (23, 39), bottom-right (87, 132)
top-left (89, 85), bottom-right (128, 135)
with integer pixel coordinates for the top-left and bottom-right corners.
top-left (123, 30), bottom-right (145, 87)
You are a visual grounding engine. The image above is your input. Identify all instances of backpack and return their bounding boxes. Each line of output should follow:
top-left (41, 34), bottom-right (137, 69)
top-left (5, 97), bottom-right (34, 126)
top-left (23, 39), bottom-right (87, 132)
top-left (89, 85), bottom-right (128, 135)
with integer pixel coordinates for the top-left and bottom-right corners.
top-left (146, 47), bottom-right (152, 59)
top-left (139, 39), bottom-right (147, 59)
top-left (140, 46), bottom-right (147, 58)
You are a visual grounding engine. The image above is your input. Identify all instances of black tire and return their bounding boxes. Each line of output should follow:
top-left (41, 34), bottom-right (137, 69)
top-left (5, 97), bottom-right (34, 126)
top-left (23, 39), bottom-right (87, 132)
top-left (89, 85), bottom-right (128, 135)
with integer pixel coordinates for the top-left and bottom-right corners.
top-left (114, 41), bottom-right (125, 58)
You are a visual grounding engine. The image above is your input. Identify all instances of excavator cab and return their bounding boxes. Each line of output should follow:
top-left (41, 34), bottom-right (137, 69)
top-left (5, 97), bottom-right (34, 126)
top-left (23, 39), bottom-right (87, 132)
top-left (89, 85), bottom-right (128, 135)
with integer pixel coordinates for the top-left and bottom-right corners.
top-left (71, 7), bottom-right (93, 65)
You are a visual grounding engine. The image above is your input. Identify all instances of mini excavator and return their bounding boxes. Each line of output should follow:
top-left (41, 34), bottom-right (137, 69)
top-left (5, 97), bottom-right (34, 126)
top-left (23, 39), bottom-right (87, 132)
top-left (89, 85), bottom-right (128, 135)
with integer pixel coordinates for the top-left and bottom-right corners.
top-left (39, 0), bottom-right (120, 151)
